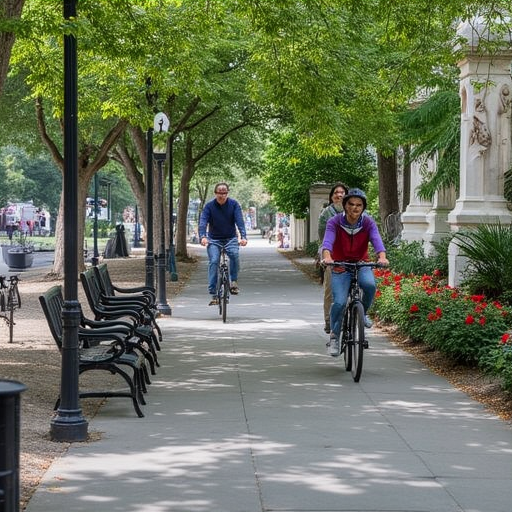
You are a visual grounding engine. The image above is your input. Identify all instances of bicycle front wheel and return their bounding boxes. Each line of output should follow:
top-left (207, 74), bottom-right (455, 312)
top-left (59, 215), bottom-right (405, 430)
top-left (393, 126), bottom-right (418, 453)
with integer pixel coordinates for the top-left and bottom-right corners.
top-left (350, 302), bottom-right (365, 382)
top-left (342, 313), bottom-right (352, 371)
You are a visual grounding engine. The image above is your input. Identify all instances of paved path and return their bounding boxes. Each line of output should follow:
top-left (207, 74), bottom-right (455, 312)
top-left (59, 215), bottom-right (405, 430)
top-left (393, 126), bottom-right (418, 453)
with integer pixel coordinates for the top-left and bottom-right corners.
top-left (26, 238), bottom-right (512, 512)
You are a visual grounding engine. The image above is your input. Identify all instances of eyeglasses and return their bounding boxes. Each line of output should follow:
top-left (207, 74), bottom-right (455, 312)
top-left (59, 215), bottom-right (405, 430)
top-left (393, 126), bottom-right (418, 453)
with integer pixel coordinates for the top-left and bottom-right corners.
top-left (216, 191), bottom-right (228, 195)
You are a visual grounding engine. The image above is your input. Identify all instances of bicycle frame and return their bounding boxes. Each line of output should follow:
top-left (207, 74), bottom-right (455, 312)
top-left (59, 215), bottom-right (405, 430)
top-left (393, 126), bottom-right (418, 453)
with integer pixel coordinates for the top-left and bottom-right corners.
top-left (330, 261), bottom-right (382, 382)
top-left (1, 274), bottom-right (21, 343)
top-left (208, 241), bottom-right (231, 323)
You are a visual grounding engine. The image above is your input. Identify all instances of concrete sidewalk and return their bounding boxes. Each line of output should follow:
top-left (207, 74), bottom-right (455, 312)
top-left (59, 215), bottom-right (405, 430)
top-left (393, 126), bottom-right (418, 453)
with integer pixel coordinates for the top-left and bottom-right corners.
top-left (26, 238), bottom-right (512, 512)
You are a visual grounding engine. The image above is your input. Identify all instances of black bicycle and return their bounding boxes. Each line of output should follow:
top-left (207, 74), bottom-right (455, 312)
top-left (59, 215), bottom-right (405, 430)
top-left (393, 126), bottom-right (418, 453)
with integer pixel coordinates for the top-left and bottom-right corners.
top-left (215, 246), bottom-right (230, 323)
top-left (1, 274), bottom-right (21, 343)
top-left (328, 261), bottom-right (383, 382)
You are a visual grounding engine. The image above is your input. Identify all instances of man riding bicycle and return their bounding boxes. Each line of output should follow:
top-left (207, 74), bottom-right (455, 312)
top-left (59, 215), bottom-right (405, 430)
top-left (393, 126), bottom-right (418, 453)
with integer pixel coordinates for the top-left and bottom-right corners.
top-left (321, 188), bottom-right (388, 352)
top-left (199, 182), bottom-right (248, 305)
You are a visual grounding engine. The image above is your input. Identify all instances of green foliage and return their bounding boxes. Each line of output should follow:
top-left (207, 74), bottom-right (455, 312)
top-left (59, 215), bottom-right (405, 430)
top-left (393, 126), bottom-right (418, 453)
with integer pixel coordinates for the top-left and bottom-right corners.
top-left (452, 223), bottom-right (512, 304)
top-left (386, 238), bottom-right (449, 277)
top-left (400, 90), bottom-right (461, 201)
top-left (85, 219), bottom-right (113, 238)
top-left (0, 145), bottom-right (61, 215)
top-left (373, 269), bottom-right (512, 367)
top-left (262, 130), bottom-right (376, 217)
top-left (304, 240), bottom-right (320, 258)
top-left (480, 337), bottom-right (512, 392)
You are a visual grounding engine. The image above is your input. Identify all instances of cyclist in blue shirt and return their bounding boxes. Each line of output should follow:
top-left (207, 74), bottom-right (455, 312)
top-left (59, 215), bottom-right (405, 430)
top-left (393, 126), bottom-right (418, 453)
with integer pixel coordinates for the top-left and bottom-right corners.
top-left (199, 182), bottom-right (248, 305)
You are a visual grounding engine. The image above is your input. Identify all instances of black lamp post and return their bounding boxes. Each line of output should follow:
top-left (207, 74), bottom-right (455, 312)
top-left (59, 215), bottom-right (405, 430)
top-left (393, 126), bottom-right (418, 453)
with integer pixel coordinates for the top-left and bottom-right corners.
top-left (145, 128), bottom-right (154, 289)
top-left (153, 113), bottom-right (172, 316)
top-left (91, 172), bottom-right (99, 266)
top-left (168, 133), bottom-right (178, 281)
top-left (52, 0), bottom-right (88, 442)
top-left (133, 205), bottom-right (140, 248)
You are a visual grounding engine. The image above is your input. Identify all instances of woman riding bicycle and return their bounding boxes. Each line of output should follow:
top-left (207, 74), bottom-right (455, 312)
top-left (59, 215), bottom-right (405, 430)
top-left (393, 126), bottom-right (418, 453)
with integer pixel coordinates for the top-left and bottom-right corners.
top-left (321, 188), bottom-right (388, 352)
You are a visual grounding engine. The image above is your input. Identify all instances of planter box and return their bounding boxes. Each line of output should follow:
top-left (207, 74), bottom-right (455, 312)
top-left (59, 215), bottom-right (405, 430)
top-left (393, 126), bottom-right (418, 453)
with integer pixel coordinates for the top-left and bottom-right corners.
top-left (1, 246), bottom-right (34, 269)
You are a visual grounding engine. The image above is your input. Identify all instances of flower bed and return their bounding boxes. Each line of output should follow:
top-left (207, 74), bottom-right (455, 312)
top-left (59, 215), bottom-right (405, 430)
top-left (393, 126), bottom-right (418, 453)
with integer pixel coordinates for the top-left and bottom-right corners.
top-left (372, 268), bottom-right (512, 392)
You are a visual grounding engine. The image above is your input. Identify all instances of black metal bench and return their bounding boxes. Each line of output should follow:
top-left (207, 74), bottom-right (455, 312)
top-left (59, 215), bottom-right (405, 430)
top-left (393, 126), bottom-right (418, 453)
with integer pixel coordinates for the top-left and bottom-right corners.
top-left (92, 264), bottom-right (162, 347)
top-left (94, 263), bottom-right (156, 307)
top-left (39, 285), bottom-right (147, 418)
top-left (80, 268), bottom-right (161, 361)
top-left (81, 267), bottom-right (162, 352)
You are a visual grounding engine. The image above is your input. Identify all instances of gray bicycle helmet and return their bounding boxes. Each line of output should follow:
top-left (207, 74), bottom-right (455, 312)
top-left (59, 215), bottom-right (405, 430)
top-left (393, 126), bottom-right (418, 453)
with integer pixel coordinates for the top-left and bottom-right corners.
top-left (342, 188), bottom-right (367, 210)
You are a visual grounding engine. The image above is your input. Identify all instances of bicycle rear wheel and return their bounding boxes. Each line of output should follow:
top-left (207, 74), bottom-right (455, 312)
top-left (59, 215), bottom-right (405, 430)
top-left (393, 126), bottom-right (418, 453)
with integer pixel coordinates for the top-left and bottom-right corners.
top-left (222, 275), bottom-right (229, 323)
top-left (350, 302), bottom-right (365, 382)
top-left (217, 283), bottom-right (223, 317)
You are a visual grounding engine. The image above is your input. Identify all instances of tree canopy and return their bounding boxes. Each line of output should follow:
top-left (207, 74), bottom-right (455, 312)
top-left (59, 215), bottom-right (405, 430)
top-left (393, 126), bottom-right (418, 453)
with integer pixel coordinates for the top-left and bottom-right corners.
top-left (262, 131), bottom-right (376, 218)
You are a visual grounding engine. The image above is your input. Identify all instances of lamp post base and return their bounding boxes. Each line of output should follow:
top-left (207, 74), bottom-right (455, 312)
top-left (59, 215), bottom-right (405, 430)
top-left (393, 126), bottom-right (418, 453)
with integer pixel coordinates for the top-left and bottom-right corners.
top-left (156, 252), bottom-right (172, 316)
top-left (156, 303), bottom-right (173, 316)
top-left (50, 412), bottom-right (88, 442)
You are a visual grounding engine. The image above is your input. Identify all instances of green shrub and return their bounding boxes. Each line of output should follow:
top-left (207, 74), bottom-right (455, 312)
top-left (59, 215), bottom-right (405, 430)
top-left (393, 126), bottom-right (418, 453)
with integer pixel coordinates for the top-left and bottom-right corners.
top-left (480, 336), bottom-right (512, 392)
top-left (453, 223), bottom-right (512, 304)
top-left (304, 240), bottom-right (320, 258)
top-left (386, 239), bottom-right (448, 277)
top-left (373, 268), bottom-right (512, 365)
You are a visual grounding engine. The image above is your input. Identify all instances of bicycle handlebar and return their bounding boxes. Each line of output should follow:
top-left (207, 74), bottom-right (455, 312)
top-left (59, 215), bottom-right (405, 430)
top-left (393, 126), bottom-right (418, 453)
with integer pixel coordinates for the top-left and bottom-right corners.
top-left (324, 261), bottom-right (388, 269)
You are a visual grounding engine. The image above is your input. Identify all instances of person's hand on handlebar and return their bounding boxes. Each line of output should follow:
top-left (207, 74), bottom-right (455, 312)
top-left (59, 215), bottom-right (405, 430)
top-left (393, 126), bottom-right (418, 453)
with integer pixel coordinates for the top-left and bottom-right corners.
top-left (321, 249), bottom-right (333, 266)
top-left (376, 252), bottom-right (389, 267)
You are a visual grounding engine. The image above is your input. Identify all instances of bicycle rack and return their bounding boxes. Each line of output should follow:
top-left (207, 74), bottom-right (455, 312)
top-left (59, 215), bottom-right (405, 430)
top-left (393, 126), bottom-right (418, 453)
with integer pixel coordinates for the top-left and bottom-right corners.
top-left (0, 275), bottom-right (21, 344)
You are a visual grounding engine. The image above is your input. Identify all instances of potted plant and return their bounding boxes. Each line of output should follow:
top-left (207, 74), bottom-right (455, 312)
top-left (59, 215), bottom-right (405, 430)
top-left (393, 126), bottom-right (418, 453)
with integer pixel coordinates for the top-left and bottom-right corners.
top-left (1, 233), bottom-right (34, 269)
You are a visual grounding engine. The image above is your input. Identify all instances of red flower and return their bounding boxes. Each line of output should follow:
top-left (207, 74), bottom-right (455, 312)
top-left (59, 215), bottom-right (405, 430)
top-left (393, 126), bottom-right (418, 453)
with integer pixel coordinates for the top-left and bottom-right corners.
top-left (427, 312), bottom-right (437, 322)
top-left (465, 315), bottom-right (475, 325)
top-left (501, 333), bottom-right (511, 344)
top-left (470, 294), bottom-right (485, 303)
top-left (451, 291), bottom-right (458, 299)
top-left (409, 304), bottom-right (419, 313)
top-left (493, 301), bottom-right (503, 310)
top-left (435, 307), bottom-right (442, 318)
top-left (479, 316), bottom-right (486, 326)
top-left (375, 290), bottom-right (382, 298)
top-left (433, 269), bottom-right (441, 277)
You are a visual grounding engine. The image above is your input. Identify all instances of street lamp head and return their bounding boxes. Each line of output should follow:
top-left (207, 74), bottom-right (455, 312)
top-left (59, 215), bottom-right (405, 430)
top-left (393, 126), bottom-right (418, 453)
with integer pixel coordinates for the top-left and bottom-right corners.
top-left (153, 112), bottom-right (170, 133)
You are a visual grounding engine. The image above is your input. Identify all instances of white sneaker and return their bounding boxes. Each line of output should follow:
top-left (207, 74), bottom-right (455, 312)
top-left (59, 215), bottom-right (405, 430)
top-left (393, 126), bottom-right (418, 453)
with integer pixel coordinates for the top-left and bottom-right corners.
top-left (364, 315), bottom-right (373, 328)
top-left (328, 333), bottom-right (340, 356)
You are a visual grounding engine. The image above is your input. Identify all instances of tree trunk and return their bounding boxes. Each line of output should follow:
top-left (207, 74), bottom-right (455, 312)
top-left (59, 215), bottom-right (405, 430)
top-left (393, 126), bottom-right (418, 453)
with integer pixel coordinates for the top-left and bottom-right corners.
top-left (176, 160), bottom-right (194, 258)
top-left (377, 151), bottom-right (400, 239)
top-left (35, 96), bottom-right (128, 276)
top-left (113, 138), bottom-right (146, 229)
top-left (402, 145), bottom-right (411, 211)
top-left (0, 0), bottom-right (25, 97)
top-left (52, 177), bottom-right (90, 276)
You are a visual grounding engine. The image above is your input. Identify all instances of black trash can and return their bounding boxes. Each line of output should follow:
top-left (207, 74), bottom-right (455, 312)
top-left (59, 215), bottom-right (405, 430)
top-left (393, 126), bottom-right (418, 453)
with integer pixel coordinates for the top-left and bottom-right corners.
top-left (0, 380), bottom-right (27, 512)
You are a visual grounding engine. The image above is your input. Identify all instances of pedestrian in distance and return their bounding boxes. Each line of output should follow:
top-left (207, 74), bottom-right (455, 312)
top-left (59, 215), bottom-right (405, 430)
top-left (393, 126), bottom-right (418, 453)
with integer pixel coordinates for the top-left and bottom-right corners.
top-left (321, 188), bottom-right (388, 351)
top-left (199, 182), bottom-right (248, 305)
